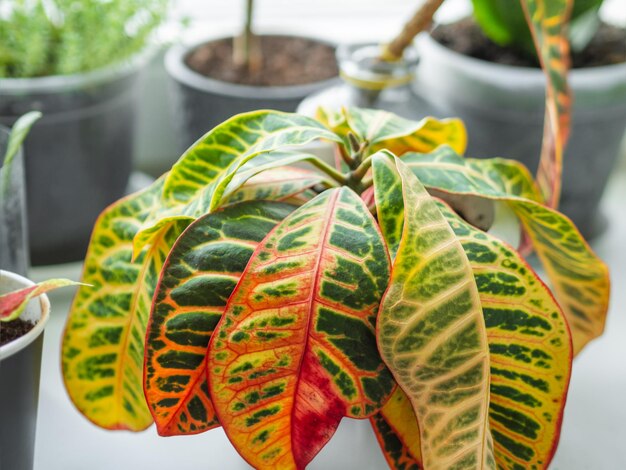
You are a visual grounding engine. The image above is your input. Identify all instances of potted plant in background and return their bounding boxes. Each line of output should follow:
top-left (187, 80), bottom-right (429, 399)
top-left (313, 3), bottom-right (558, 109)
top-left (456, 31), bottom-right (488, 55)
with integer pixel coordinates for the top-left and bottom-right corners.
top-left (301, 0), bottom-right (624, 240)
top-left (0, 0), bottom-right (169, 265)
top-left (166, 0), bottom-right (340, 150)
top-left (61, 106), bottom-right (608, 467)
top-left (1, 113), bottom-right (78, 470)
top-left (416, 0), bottom-right (626, 239)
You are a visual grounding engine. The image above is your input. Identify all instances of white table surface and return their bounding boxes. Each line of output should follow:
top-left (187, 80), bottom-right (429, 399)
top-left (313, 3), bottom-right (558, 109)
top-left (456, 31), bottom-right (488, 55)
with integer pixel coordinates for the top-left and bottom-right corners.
top-left (30, 2), bottom-right (626, 467)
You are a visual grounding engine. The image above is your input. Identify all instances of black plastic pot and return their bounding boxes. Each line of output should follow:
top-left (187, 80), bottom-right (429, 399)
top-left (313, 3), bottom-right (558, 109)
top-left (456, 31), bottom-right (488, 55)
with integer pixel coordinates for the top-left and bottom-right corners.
top-left (415, 33), bottom-right (626, 239)
top-left (0, 54), bottom-right (149, 265)
top-left (0, 270), bottom-right (50, 470)
top-left (165, 35), bottom-right (340, 151)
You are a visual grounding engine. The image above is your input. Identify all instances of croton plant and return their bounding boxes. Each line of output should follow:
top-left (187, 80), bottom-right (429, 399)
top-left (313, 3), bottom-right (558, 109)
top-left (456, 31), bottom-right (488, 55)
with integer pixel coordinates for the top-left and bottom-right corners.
top-left (61, 102), bottom-right (609, 469)
top-left (61, 1), bottom-right (606, 468)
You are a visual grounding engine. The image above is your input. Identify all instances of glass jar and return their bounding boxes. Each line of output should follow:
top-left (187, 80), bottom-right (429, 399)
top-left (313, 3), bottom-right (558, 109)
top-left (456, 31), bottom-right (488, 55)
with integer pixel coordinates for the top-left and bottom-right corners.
top-left (298, 42), bottom-right (433, 120)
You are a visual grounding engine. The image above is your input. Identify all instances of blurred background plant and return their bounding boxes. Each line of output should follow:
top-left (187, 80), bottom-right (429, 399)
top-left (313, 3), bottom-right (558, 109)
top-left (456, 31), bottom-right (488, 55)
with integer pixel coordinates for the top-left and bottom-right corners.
top-left (0, 0), bottom-right (168, 78)
top-left (472, 0), bottom-right (604, 55)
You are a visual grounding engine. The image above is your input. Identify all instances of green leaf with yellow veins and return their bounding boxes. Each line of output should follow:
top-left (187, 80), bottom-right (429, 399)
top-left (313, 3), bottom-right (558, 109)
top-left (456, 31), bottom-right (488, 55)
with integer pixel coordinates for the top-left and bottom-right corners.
top-left (373, 152), bottom-right (496, 470)
top-left (405, 146), bottom-right (609, 355)
top-left (224, 166), bottom-right (324, 207)
top-left (208, 187), bottom-right (394, 470)
top-left (370, 182), bottom-right (572, 469)
top-left (522, 0), bottom-right (573, 208)
top-left (144, 201), bottom-right (295, 436)
top-left (316, 107), bottom-right (467, 156)
top-left (133, 111), bottom-right (341, 256)
top-left (62, 176), bottom-right (184, 431)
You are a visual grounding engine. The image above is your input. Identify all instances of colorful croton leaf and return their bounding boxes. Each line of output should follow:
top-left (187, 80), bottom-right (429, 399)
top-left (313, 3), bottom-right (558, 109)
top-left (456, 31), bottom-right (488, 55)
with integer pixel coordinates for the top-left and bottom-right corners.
top-left (316, 106), bottom-right (467, 157)
top-left (208, 187), bottom-right (394, 469)
top-left (224, 166), bottom-right (325, 206)
top-left (370, 194), bottom-right (572, 470)
top-left (404, 147), bottom-right (609, 354)
top-left (0, 278), bottom-right (81, 322)
top-left (372, 152), bottom-right (496, 470)
top-left (133, 111), bottom-right (342, 256)
top-left (522, 0), bottom-right (573, 208)
top-left (144, 201), bottom-right (295, 436)
top-left (62, 177), bottom-right (185, 431)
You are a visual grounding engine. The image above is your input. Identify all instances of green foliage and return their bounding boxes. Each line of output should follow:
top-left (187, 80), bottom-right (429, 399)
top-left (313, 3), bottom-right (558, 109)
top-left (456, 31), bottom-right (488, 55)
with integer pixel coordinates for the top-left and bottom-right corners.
top-left (471, 0), bottom-right (603, 55)
top-left (0, 0), bottom-right (168, 78)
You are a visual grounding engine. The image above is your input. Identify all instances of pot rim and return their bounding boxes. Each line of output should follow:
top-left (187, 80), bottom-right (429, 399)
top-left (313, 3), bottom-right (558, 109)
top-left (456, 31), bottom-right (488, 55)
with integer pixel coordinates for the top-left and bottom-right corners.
top-left (0, 271), bottom-right (51, 360)
top-left (420, 31), bottom-right (626, 85)
top-left (165, 33), bottom-right (340, 99)
top-left (0, 46), bottom-right (157, 95)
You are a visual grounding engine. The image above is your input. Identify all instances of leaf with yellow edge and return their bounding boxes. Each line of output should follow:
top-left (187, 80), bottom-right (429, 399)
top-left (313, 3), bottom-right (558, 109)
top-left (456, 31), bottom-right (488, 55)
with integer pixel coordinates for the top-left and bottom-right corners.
top-left (316, 107), bottom-right (467, 156)
top-left (144, 201), bottom-right (295, 436)
top-left (370, 201), bottom-right (573, 470)
top-left (208, 187), bottom-right (394, 470)
top-left (404, 147), bottom-right (609, 354)
top-left (133, 111), bottom-right (341, 256)
top-left (522, 0), bottom-right (573, 208)
top-left (372, 151), bottom-right (496, 470)
top-left (1, 278), bottom-right (82, 322)
top-left (224, 166), bottom-right (324, 206)
top-left (62, 177), bottom-right (185, 431)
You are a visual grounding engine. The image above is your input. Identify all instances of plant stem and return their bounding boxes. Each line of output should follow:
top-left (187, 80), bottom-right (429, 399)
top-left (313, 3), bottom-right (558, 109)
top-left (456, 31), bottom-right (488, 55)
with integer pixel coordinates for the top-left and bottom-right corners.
top-left (381, 0), bottom-right (446, 61)
top-left (233, 0), bottom-right (260, 72)
top-left (307, 157), bottom-right (350, 186)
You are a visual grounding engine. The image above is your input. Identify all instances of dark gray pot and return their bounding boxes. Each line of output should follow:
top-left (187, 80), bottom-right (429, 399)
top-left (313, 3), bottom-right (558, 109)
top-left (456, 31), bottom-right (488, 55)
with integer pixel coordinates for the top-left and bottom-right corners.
top-left (415, 33), bottom-right (626, 239)
top-left (0, 54), bottom-right (148, 265)
top-left (0, 270), bottom-right (50, 470)
top-left (165, 35), bottom-right (340, 151)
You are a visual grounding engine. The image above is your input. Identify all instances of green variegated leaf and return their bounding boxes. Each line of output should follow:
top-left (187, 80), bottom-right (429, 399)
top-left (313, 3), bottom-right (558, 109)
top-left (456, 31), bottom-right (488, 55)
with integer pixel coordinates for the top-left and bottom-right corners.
top-left (442, 201), bottom-right (572, 469)
top-left (522, 0), bottom-right (573, 208)
top-left (316, 107), bottom-right (467, 156)
top-left (370, 187), bottom-right (572, 469)
top-left (403, 146), bottom-right (542, 202)
top-left (373, 152), bottom-right (496, 470)
top-left (221, 152), bottom-right (333, 203)
top-left (144, 201), bottom-right (295, 436)
top-left (62, 177), bottom-right (184, 431)
top-left (405, 147), bottom-right (609, 354)
top-left (208, 187), bottom-right (394, 470)
top-left (224, 166), bottom-right (323, 206)
top-left (133, 111), bottom-right (341, 255)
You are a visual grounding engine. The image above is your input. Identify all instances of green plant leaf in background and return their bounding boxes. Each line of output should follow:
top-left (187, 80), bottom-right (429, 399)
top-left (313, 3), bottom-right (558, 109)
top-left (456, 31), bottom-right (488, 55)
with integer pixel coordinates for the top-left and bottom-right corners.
top-left (62, 177), bottom-right (184, 431)
top-left (0, 0), bottom-right (168, 78)
top-left (208, 187), bottom-right (394, 469)
top-left (144, 201), bottom-right (295, 436)
top-left (472, 0), bottom-right (601, 54)
top-left (373, 152), bottom-right (496, 470)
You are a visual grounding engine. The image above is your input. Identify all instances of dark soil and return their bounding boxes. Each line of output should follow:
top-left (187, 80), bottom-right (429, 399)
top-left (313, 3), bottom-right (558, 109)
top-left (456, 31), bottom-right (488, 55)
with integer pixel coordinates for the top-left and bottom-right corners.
top-left (0, 318), bottom-right (35, 347)
top-left (186, 35), bottom-right (338, 86)
top-left (432, 18), bottom-right (626, 68)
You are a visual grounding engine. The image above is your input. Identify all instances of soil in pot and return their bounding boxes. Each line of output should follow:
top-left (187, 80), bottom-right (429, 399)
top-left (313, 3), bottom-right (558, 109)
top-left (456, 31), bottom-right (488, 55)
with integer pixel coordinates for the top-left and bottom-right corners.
top-left (186, 35), bottom-right (338, 86)
top-left (432, 18), bottom-right (626, 68)
top-left (0, 318), bottom-right (35, 346)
